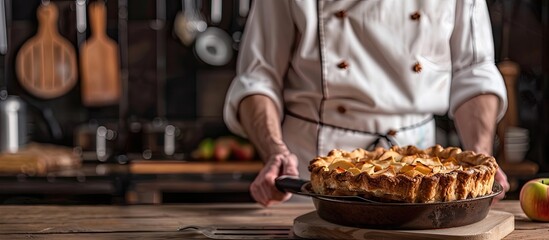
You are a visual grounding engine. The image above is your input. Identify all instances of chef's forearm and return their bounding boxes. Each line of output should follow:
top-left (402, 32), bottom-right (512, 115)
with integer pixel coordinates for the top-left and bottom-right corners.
top-left (453, 94), bottom-right (500, 155)
top-left (238, 95), bottom-right (289, 160)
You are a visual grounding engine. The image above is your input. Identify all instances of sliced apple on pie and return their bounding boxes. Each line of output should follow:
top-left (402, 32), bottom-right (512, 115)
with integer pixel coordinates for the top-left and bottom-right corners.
top-left (309, 145), bottom-right (498, 203)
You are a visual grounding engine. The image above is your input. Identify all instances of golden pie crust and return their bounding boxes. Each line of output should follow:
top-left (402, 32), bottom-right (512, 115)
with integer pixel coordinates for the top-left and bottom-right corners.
top-left (308, 145), bottom-right (498, 203)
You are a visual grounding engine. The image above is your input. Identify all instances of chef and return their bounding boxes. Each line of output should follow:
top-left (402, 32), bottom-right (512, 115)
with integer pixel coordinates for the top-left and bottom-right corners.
top-left (224, 0), bottom-right (510, 206)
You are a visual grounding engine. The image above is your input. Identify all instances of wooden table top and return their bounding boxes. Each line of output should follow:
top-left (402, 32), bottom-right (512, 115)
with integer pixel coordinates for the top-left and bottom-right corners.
top-left (0, 200), bottom-right (546, 239)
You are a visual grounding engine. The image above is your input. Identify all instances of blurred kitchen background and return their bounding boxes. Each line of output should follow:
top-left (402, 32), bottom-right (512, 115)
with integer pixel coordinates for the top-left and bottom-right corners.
top-left (0, 0), bottom-right (547, 204)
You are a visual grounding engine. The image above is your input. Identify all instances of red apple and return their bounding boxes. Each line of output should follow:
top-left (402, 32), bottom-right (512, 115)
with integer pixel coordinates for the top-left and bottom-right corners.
top-left (214, 143), bottom-right (231, 161)
top-left (213, 137), bottom-right (237, 161)
top-left (520, 178), bottom-right (549, 222)
top-left (233, 143), bottom-right (255, 161)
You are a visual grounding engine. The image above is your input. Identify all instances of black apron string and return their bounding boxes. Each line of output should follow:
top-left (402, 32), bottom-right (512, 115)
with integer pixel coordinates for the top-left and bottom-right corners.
top-left (285, 110), bottom-right (433, 150)
top-left (366, 133), bottom-right (396, 151)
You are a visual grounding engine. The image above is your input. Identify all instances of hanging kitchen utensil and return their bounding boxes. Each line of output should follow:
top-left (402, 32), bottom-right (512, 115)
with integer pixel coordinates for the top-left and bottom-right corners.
top-left (155, 0), bottom-right (167, 118)
top-left (15, 2), bottom-right (78, 99)
top-left (116, 0), bottom-right (130, 157)
top-left (0, 96), bottom-right (26, 153)
top-left (0, 0), bottom-right (27, 153)
top-left (275, 176), bottom-right (503, 229)
top-left (80, 1), bottom-right (121, 107)
top-left (174, 0), bottom-right (207, 46)
top-left (230, 0), bottom-right (249, 51)
top-left (194, 0), bottom-right (232, 66)
top-left (0, 0), bottom-right (8, 95)
top-left (0, 0), bottom-right (7, 55)
top-left (238, 0), bottom-right (250, 19)
top-left (210, 0), bottom-right (221, 24)
top-left (75, 0), bottom-right (86, 47)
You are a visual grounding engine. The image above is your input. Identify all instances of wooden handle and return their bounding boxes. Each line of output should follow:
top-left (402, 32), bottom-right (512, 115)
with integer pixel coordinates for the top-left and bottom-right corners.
top-left (36, 3), bottom-right (59, 37)
top-left (88, 1), bottom-right (107, 38)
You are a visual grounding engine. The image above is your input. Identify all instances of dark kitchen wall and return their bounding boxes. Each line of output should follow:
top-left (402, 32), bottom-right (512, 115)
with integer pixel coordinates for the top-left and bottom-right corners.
top-left (5, 0), bottom-right (243, 152)
top-left (2, 0), bottom-right (549, 168)
top-left (487, 0), bottom-right (549, 172)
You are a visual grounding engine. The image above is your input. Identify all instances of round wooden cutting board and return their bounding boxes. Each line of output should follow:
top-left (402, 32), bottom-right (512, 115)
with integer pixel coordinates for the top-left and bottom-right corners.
top-left (293, 210), bottom-right (514, 240)
top-left (16, 3), bottom-right (78, 99)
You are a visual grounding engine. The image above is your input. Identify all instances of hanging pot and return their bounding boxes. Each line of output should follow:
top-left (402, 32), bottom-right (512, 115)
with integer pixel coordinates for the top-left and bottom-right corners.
top-left (194, 0), bottom-right (232, 66)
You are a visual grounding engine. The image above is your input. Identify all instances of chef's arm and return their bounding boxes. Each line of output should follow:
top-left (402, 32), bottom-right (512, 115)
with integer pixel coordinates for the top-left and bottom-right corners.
top-left (238, 94), bottom-right (299, 206)
top-left (238, 94), bottom-right (289, 159)
top-left (453, 94), bottom-right (499, 155)
top-left (454, 94), bottom-right (510, 198)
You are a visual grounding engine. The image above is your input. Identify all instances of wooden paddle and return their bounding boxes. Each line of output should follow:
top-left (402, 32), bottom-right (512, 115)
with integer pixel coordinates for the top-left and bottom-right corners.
top-left (15, 3), bottom-right (78, 99)
top-left (80, 1), bottom-right (121, 107)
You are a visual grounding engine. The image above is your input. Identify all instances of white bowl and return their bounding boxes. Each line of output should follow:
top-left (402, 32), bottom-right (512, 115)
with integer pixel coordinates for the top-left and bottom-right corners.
top-left (505, 142), bottom-right (529, 151)
top-left (504, 136), bottom-right (529, 144)
top-left (505, 127), bottom-right (529, 138)
top-left (505, 149), bottom-right (528, 163)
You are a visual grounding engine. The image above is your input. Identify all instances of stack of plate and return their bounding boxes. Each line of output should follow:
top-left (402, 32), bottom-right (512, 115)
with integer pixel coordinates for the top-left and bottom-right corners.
top-left (504, 127), bottom-right (529, 163)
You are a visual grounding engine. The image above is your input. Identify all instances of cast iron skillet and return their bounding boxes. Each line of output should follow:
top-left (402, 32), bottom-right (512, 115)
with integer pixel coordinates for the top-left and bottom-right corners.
top-left (275, 176), bottom-right (503, 230)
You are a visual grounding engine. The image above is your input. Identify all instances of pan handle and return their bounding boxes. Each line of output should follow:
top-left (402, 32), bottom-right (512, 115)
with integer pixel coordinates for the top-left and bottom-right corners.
top-left (275, 175), bottom-right (308, 194)
top-left (275, 175), bottom-right (384, 203)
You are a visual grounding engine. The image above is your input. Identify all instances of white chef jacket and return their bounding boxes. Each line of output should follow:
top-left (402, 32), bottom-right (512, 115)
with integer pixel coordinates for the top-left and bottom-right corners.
top-left (223, 0), bottom-right (508, 179)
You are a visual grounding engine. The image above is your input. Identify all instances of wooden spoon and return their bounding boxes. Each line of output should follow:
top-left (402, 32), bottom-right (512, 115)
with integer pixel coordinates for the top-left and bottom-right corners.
top-left (15, 3), bottom-right (78, 99)
top-left (80, 1), bottom-right (121, 106)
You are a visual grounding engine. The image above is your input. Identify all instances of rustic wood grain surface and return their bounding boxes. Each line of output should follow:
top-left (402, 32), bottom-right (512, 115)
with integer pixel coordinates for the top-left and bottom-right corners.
top-left (0, 201), bottom-right (546, 239)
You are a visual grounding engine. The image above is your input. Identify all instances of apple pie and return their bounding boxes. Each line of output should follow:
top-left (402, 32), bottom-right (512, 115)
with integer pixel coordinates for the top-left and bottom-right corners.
top-left (308, 145), bottom-right (498, 203)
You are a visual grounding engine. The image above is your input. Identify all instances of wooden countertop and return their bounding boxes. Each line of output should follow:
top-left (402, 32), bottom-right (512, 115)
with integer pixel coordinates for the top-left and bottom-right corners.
top-left (0, 200), bottom-right (545, 239)
top-left (129, 160), bottom-right (264, 174)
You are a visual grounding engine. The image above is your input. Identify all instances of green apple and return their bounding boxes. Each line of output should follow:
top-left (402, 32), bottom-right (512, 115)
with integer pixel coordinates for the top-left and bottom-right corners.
top-left (520, 178), bottom-right (549, 222)
top-left (195, 138), bottom-right (215, 160)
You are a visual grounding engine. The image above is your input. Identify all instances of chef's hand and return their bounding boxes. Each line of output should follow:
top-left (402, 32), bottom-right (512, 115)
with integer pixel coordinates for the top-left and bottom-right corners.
top-left (493, 167), bottom-right (510, 203)
top-left (250, 152), bottom-right (299, 207)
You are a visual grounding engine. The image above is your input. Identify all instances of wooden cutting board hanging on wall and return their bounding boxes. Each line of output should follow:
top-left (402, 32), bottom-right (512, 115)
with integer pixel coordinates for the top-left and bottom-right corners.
top-left (15, 3), bottom-right (78, 99)
top-left (80, 1), bottom-right (121, 107)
